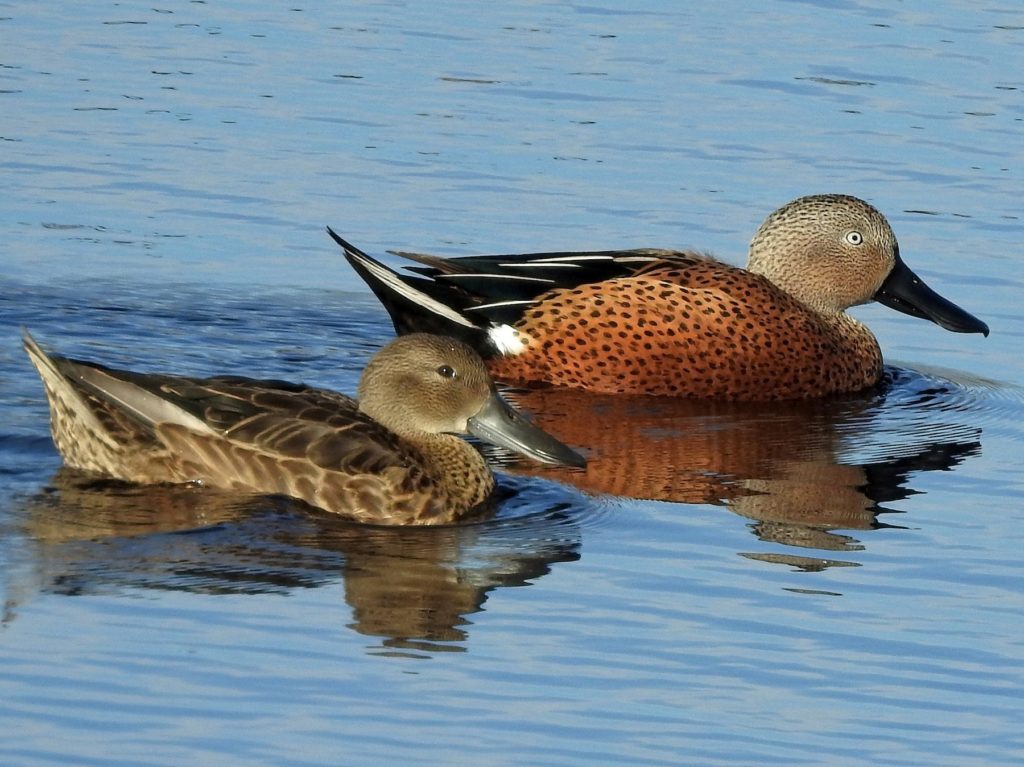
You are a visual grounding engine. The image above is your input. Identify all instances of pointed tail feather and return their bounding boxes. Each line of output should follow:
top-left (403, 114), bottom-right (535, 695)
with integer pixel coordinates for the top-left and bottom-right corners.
top-left (23, 330), bottom-right (214, 437)
top-left (326, 227), bottom-right (493, 353)
top-left (23, 330), bottom-right (116, 448)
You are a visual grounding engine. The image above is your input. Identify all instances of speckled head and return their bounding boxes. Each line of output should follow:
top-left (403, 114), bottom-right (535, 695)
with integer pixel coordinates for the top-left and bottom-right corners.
top-left (747, 194), bottom-right (900, 313)
top-left (358, 334), bottom-right (493, 435)
top-left (747, 194), bottom-right (988, 335)
top-left (358, 333), bottom-right (585, 467)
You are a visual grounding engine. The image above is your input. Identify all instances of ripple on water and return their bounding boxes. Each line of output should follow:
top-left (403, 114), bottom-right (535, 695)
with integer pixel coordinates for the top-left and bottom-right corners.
top-left (836, 364), bottom-right (1024, 473)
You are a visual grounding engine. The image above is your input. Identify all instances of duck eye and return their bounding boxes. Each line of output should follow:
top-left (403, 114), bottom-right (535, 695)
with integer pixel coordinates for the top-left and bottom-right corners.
top-left (844, 230), bottom-right (864, 246)
top-left (436, 365), bottom-right (456, 379)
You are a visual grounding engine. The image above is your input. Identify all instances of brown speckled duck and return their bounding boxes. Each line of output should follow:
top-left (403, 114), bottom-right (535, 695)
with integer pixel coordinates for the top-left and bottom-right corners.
top-left (329, 194), bottom-right (988, 400)
top-left (23, 331), bottom-right (585, 525)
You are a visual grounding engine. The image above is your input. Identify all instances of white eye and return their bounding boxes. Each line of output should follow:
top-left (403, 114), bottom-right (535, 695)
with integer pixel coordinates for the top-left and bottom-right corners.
top-left (844, 230), bottom-right (864, 246)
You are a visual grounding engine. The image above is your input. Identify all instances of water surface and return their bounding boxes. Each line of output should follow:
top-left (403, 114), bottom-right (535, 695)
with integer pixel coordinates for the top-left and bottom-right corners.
top-left (2, 2), bottom-right (1023, 766)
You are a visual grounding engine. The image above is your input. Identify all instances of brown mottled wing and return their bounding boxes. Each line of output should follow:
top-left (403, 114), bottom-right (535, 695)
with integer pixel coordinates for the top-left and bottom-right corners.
top-left (154, 375), bottom-right (425, 472)
top-left (150, 376), bottom-right (442, 522)
top-left (29, 340), bottom-right (449, 522)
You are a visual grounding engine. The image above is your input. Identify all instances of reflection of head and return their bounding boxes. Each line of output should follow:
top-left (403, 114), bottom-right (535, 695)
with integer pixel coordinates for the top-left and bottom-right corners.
top-left (340, 529), bottom-right (484, 651)
top-left (335, 508), bottom-right (582, 653)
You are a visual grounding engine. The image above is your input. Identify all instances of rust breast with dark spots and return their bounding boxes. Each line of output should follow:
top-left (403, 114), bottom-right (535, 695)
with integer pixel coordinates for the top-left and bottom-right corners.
top-left (489, 259), bottom-right (883, 400)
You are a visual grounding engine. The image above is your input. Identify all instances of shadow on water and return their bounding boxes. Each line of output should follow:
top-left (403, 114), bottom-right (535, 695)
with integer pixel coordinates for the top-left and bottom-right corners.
top-left (503, 364), bottom-right (988, 567)
top-left (3, 470), bottom-right (584, 657)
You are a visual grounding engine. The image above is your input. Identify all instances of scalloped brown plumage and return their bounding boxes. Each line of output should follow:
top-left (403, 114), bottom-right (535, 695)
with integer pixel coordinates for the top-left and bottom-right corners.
top-left (23, 331), bottom-right (584, 525)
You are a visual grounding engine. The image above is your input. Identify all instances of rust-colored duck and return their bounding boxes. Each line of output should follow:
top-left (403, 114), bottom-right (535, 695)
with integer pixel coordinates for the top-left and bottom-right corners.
top-left (329, 194), bottom-right (988, 400)
top-left (23, 331), bottom-right (584, 525)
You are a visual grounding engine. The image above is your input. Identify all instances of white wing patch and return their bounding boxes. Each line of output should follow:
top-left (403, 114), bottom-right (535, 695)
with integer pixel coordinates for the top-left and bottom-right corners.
top-left (488, 324), bottom-right (528, 356)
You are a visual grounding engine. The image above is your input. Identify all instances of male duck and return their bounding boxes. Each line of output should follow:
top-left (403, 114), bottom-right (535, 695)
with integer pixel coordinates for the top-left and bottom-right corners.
top-left (329, 194), bottom-right (988, 400)
top-left (24, 331), bottom-right (585, 525)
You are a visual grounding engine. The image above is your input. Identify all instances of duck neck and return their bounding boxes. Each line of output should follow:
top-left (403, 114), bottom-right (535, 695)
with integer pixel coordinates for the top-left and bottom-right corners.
top-left (746, 260), bottom-right (826, 316)
top-left (403, 431), bottom-right (495, 514)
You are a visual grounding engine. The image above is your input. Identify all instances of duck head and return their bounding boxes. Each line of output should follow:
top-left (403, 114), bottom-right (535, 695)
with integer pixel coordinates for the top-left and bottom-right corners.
top-left (747, 194), bottom-right (988, 336)
top-left (358, 333), bottom-right (586, 468)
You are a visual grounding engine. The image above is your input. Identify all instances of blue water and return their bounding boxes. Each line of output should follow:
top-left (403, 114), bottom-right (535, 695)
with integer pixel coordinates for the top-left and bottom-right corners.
top-left (2, 2), bottom-right (1023, 766)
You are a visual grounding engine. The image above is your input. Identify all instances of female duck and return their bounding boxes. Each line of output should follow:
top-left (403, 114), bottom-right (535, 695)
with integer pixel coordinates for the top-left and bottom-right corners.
top-left (329, 194), bottom-right (988, 400)
top-left (24, 332), bottom-right (584, 525)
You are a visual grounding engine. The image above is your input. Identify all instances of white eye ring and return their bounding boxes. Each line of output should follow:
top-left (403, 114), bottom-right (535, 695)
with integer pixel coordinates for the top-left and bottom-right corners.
top-left (844, 231), bottom-right (864, 246)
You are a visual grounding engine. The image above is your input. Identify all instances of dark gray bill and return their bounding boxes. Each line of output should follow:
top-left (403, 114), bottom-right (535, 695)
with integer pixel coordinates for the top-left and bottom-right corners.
top-left (467, 391), bottom-right (586, 468)
top-left (873, 253), bottom-right (989, 336)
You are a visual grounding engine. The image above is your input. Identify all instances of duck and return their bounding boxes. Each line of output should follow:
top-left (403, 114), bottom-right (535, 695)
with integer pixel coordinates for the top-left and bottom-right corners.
top-left (23, 331), bottom-right (585, 525)
top-left (328, 194), bottom-right (988, 400)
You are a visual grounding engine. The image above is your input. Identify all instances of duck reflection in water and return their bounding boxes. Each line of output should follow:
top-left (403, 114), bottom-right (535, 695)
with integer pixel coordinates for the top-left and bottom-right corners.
top-left (500, 368), bottom-right (981, 567)
top-left (7, 365), bottom-right (982, 645)
top-left (7, 469), bottom-right (583, 655)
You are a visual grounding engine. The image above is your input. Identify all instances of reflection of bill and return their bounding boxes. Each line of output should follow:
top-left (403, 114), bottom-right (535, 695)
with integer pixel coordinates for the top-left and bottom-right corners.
top-left (503, 376), bottom-right (981, 557)
top-left (9, 469), bottom-right (582, 654)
